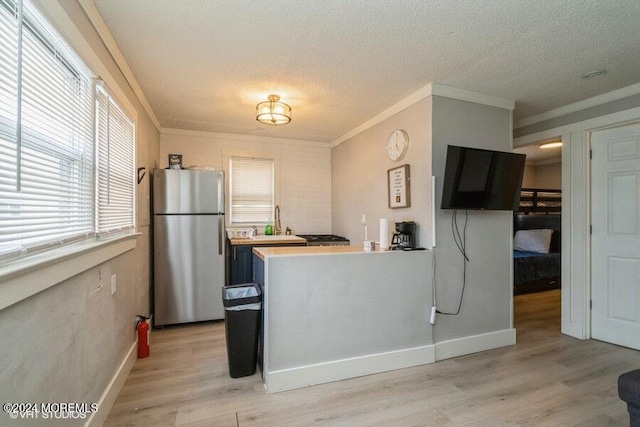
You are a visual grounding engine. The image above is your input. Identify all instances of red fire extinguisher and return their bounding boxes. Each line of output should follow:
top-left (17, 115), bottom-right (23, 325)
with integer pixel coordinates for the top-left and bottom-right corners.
top-left (136, 315), bottom-right (150, 358)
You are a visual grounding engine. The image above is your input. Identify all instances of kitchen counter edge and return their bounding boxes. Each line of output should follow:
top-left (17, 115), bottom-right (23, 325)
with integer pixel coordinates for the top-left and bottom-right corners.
top-left (229, 237), bottom-right (307, 246)
top-left (253, 245), bottom-right (411, 260)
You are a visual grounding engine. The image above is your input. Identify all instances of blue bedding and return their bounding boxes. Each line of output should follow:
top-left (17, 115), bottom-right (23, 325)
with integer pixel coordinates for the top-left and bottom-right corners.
top-left (514, 250), bottom-right (547, 259)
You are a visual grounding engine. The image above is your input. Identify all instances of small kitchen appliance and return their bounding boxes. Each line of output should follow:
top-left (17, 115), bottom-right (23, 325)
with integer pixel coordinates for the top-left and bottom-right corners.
top-left (391, 221), bottom-right (416, 250)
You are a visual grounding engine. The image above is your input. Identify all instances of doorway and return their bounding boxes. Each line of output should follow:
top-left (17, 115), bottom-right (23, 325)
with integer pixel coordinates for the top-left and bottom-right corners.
top-left (513, 142), bottom-right (563, 332)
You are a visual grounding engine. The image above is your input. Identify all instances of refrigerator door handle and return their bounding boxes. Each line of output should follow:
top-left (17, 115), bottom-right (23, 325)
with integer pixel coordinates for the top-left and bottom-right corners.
top-left (218, 215), bottom-right (223, 255)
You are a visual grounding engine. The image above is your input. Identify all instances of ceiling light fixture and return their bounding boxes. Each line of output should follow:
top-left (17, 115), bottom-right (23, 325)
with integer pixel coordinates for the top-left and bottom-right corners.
top-left (581, 69), bottom-right (606, 79)
top-left (256, 94), bottom-right (291, 126)
top-left (539, 139), bottom-right (562, 149)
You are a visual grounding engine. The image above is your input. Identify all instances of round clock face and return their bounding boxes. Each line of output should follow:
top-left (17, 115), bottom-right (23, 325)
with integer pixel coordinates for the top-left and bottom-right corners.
top-left (386, 129), bottom-right (409, 161)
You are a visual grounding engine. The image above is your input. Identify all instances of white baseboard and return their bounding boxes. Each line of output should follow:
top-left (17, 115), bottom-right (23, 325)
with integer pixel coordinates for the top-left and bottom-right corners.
top-left (85, 340), bottom-right (137, 427)
top-left (434, 328), bottom-right (516, 361)
top-left (265, 344), bottom-right (435, 393)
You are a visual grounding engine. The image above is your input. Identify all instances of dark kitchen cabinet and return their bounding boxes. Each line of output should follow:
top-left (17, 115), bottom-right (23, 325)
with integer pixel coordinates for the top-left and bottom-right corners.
top-left (226, 240), bottom-right (306, 285)
top-left (228, 243), bottom-right (253, 285)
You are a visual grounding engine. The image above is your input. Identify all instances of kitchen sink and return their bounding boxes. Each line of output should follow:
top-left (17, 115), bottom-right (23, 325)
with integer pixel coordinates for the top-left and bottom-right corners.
top-left (251, 235), bottom-right (305, 241)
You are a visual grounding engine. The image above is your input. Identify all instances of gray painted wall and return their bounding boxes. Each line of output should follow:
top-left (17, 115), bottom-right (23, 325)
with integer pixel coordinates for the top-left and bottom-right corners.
top-left (333, 94), bottom-right (514, 346)
top-left (332, 98), bottom-right (433, 248)
top-left (266, 251), bottom-right (433, 370)
top-left (0, 254), bottom-right (135, 414)
top-left (431, 96), bottom-right (514, 342)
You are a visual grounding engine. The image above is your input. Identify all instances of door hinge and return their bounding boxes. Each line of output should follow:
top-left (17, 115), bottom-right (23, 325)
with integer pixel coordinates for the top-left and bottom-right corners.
top-left (590, 300), bottom-right (593, 310)
top-left (590, 225), bottom-right (593, 235)
top-left (590, 149), bottom-right (593, 159)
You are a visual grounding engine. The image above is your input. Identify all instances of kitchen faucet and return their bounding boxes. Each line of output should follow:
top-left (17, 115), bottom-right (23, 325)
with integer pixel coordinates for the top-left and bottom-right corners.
top-left (274, 205), bottom-right (281, 235)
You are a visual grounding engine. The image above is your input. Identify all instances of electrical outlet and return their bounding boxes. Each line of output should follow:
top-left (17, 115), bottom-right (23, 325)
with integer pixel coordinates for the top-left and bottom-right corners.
top-left (111, 274), bottom-right (117, 295)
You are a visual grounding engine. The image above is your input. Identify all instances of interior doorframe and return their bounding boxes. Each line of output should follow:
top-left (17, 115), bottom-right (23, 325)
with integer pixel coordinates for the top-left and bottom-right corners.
top-left (514, 106), bottom-right (640, 340)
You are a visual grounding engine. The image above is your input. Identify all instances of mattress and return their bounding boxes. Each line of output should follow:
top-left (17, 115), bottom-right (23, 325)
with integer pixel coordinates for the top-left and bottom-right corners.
top-left (513, 250), bottom-right (561, 287)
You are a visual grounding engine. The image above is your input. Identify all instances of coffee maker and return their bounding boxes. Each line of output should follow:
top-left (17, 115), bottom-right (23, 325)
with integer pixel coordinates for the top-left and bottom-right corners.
top-left (391, 221), bottom-right (416, 250)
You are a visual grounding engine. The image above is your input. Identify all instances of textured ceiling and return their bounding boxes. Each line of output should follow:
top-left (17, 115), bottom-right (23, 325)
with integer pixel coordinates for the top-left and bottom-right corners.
top-left (93, 0), bottom-right (640, 143)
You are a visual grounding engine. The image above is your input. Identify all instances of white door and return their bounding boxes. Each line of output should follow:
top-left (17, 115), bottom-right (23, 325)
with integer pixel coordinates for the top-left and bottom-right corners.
top-left (591, 122), bottom-right (640, 350)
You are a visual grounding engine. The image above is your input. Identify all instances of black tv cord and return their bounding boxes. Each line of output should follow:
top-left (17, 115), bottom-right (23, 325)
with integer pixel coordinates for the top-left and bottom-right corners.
top-left (437, 209), bottom-right (469, 316)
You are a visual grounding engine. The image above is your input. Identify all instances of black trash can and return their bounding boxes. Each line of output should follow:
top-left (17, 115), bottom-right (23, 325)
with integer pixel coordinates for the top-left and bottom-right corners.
top-left (222, 283), bottom-right (262, 378)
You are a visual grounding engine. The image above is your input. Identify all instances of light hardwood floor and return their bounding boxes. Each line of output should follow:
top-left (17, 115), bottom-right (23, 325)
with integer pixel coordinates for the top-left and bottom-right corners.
top-left (105, 290), bottom-right (638, 426)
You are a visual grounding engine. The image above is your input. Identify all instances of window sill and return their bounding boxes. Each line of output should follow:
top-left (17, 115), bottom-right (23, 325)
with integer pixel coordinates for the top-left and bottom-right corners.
top-left (0, 232), bottom-right (140, 311)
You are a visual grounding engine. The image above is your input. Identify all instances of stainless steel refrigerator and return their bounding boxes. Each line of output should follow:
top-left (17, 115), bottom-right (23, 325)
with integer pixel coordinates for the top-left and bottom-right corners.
top-left (153, 168), bottom-right (225, 326)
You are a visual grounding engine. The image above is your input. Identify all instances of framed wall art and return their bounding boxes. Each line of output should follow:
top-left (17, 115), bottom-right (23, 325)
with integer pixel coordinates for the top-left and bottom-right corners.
top-left (388, 164), bottom-right (411, 209)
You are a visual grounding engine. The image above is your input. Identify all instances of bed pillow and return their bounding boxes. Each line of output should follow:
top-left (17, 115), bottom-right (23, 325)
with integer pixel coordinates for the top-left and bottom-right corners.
top-left (514, 229), bottom-right (553, 253)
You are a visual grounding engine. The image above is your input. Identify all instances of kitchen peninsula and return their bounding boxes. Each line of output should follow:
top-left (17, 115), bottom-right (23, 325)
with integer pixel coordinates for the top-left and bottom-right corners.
top-left (253, 246), bottom-right (434, 393)
top-left (227, 235), bottom-right (307, 285)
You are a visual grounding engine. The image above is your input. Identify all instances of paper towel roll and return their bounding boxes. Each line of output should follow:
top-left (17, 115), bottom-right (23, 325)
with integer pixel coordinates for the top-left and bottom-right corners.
top-left (379, 218), bottom-right (390, 250)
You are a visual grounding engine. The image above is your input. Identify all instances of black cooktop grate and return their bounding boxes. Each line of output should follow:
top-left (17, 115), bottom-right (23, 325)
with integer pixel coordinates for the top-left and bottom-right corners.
top-left (296, 234), bottom-right (349, 242)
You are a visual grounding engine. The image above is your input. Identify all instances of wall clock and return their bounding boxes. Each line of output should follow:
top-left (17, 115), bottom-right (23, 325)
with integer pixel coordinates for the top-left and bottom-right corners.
top-left (386, 129), bottom-right (409, 161)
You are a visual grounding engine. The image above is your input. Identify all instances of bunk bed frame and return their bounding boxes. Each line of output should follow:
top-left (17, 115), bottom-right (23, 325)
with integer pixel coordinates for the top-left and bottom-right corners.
top-left (517, 187), bottom-right (561, 215)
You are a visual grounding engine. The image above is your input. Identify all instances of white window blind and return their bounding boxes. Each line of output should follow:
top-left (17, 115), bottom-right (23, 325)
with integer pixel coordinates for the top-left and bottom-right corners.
top-left (230, 157), bottom-right (274, 223)
top-left (0, 0), bottom-right (95, 258)
top-left (95, 84), bottom-right (135, 235)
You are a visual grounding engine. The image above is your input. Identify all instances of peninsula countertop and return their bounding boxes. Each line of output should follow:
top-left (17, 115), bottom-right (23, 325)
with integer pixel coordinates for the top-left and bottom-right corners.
top-left (252, 245), bottom-right (405, 260)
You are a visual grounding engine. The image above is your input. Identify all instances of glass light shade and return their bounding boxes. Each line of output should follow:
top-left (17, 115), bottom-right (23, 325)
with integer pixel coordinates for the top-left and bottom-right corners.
top-left (256, 95), bottom-right (291, 126)
top-left (539, 140), bottom-right (562, 149)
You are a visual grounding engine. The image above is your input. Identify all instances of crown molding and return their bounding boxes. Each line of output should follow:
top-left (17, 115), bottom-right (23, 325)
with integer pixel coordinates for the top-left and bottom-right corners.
top-left (78, 0), bottom-right (161, 131)
top-left (514, 82), bottom-right (640, 129)
top-left (430, 83), bottom-right (515, 111)
top-left (331, 83), bottom-right (514, 148)
top-left (161, 128), bottom-right (329, 148)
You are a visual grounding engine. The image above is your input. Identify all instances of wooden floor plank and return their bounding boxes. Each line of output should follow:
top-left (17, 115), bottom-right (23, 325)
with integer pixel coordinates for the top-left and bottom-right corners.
top-left (104, 290), bottom-right (638, 427)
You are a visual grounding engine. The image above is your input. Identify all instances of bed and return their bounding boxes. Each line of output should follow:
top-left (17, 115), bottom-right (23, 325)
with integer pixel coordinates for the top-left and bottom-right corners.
top-left (518, 188), bottom-right (561, 215)
top-left (513, 192), bottom-right (561, 294)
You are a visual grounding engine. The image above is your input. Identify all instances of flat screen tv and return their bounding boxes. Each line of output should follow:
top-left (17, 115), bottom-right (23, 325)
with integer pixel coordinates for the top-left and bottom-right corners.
top-left (441, 145), bottom-right (526, 210)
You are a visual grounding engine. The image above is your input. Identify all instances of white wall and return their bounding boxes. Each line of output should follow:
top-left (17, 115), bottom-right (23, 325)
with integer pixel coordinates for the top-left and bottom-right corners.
top-left (535, 161), bottom-right (562, 189)
top-left (522, 164), bottom-right (537, 187)
top-left (160, 130), bottom-right (332, 234)
top-left (0, 1), bottom-right (160, 425)
top-left (522, 161), bottom-right (561, 189)
top-left (331, 98), bottom-right (432, 247)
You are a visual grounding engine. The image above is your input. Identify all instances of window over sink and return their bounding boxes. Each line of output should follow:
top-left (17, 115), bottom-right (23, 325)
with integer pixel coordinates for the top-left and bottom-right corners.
top-left (229, 157), bottom-right (274, 224)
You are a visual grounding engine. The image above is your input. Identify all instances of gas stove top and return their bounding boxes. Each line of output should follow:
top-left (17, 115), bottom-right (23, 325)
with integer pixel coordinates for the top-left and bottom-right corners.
top-left (297, 234), bottom-right (350, 246)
